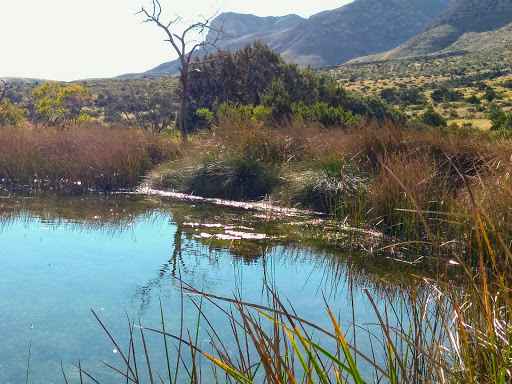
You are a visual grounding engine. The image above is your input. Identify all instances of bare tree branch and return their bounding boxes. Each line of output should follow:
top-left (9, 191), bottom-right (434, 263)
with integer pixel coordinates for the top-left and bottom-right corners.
top-left (138, 0), bottom-right (226, 142)
top-left (0, 80), bottom-right (6, 103)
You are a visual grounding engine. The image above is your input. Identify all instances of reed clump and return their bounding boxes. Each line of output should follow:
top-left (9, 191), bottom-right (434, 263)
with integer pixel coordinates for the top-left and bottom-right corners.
top-left (0, 123), bottom-right (181, 192)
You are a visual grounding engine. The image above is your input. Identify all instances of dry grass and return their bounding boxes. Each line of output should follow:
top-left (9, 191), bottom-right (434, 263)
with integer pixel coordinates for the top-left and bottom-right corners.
top-left (0, 123), bottom-right (181, 192)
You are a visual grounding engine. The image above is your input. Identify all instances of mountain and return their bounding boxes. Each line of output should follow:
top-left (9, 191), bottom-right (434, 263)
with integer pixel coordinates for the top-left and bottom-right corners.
top-left (274, 0), bottom-right (453, 67)
top-left (118, 13), bottom-right (305, 78)
top-left (349, 0), bottom-right (512, 62)
top-left (120, 0), bottom-right (453, 78)
top-left (1, 77), bottom-right (48, 84)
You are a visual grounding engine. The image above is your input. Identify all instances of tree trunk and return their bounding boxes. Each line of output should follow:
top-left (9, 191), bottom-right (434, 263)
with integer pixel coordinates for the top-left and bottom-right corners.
top-left (178, 67), bottom-right (190, 143)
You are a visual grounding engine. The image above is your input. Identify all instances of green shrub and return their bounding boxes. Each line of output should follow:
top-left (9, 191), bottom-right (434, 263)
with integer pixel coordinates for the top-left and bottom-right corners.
top-left (421, 107), bottom-right (447, 127)
top-left (260, 79), bottom-right (292, 122)
top-left (291, 102), bottom-right (360, 128)
top-left (466, 95), bottom-right (481, 104)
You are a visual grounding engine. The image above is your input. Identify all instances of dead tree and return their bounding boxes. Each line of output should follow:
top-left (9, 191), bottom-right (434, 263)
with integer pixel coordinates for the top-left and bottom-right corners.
top-left (0, 80), bottom-right (6, 103)
top-left (138, 0), bottom-right (225, 142)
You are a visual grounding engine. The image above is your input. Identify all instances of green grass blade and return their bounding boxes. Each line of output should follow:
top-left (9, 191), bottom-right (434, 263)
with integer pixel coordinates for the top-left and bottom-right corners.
top-left (159, 295), bottom-right (173, 384)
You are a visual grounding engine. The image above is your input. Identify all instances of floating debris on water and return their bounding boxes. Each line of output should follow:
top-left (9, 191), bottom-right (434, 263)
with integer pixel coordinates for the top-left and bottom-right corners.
top-left (137, 187), bottom-right (317, 217)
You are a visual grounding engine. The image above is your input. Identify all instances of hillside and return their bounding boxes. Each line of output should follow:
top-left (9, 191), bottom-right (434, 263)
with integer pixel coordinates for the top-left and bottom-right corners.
top-left (275, 0), bottom-right (452, 67)
top-left (349, 0), bottom-right (512, 62)
top-left (122, 0), bottom-right (452, 78)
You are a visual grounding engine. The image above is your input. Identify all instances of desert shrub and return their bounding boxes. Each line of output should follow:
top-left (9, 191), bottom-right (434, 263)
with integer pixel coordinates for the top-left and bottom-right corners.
top-left (380, 87), bottom-right (399, 103)
top-left (484, 88), bottom-right (497, 102)
top-left (398, 86), bottom-right (425, 105)
top-left (291, 102), bottom-right (360, 128)
top-left (466, 95), bottom-right (481, 104)
top-left (421, 107), bottom-right (447, 127)
top-left (431, 87), bottom-right (463, 103)
top-left (490, 111), bottom-right (512, 131)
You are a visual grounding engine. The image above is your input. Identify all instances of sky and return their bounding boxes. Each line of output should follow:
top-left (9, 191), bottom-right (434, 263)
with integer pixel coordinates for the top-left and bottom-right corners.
top-left (1, 0), bottom-right (351, 81)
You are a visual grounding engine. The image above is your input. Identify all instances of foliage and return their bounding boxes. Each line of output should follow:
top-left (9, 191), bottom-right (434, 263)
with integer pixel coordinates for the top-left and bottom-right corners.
top-left (0, 99), bottom-right (28, 126)
top-left (259, 79), bottom-right (292, 122)
top-left (189, 41), bottom-right (402, 127)
top-left (420, 107), bottom-right (447, 127)
top-left (466, 94), bottom-right (481, 104)
top-left (431, 87), bottom-right (463, 103)
top-left (484, 87), bottom-right (497, 102)
top-left (380, 86), bottom-right (426, 106)
top-left (190, 41), bottom-right (317, 108)
top-left (213, 102), bottom-right (272, 125)
top-left (291, 102), bottom-right (361, 128)
top-left (490, 110), bottom-right (512, 131)
top-left (32, 82), bottom-right (91, 124)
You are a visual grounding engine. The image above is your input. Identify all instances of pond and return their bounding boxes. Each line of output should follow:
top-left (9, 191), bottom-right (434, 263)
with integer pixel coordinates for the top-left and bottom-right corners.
top-left (0, 192), bottom-right (420, 383)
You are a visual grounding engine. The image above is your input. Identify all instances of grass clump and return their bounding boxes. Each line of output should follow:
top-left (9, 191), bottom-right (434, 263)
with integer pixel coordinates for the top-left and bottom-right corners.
top-left (187, 157), bottom-right (280, 200)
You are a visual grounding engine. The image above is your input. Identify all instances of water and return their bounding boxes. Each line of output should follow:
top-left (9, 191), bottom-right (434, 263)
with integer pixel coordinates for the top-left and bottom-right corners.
top-left (0, 193), bottom-right (403, 383)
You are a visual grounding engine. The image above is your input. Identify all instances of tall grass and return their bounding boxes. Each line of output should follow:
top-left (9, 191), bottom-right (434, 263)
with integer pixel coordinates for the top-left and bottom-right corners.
top-left (185, 117), bottom-right (512, 253)
top-left (75, 153), bottom-right (512, 383)
top-left (0, 123), bottom-right (181, 192)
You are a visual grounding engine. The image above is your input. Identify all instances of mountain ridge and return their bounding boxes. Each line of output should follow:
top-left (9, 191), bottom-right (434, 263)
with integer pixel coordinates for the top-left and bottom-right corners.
top-left (349, 0), bottom-right (512, 63)
top-left (120, 0), bottom-right (453, 78)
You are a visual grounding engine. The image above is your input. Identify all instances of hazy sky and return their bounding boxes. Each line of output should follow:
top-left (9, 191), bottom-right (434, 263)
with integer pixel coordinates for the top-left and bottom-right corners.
top-left (1, 0), bottom-right (351, 81)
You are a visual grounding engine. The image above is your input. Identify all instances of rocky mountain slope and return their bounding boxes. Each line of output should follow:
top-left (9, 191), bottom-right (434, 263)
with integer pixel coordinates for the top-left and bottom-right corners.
top-left (121, 0), bottom-right (452, 78)
top-left (349, 0), bottom-right (512, 62)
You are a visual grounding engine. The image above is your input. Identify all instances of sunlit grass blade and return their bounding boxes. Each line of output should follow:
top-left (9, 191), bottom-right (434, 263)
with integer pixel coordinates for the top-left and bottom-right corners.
top-left (159, 295), bottom-right (173, 384)
top-left (324, 303), bottom-right (367, 384)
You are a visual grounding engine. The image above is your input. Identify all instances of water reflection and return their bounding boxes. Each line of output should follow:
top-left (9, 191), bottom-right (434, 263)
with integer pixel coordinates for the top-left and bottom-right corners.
top-left (0, 192), bottom-right (460, 383)
top-left (0, 192), bottom-right (455, 291)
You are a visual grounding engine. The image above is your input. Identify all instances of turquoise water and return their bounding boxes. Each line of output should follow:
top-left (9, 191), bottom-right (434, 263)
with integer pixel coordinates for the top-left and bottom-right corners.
top-left (0, 194), bottom-right (394, 383)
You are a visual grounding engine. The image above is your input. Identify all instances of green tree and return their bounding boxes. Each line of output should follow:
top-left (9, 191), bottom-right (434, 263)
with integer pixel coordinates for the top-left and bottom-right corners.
top-left (32, 82), bottom-right (91, 124)
top-left (260, 79), bottom-right (291, 122)
top-left (0, 99), bottom-right (28, 126)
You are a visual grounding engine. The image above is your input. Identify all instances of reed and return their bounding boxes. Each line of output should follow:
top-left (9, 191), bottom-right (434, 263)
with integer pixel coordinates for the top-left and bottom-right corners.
top-left (0, 123), bottom-right (181, 192)
top-left (73, 168), bottom-right (512, 382)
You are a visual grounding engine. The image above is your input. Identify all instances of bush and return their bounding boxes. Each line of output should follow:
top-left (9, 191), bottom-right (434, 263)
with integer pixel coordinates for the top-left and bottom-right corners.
top-left (421, 107), bottom-right (447, 127)
top-left (490, 111), bottom-right (512, 131)
top-left (484, 88), bottom-right (496, 102)
top-left (291, 102), bottom-right (360, 128)
top-left (214, 102), bottom-right (272, 126)
top-left (431, 87), bottom-right (463, 103)
top-left (466, 95), bottom-right (481, 104)
top-left (260, 79), bottom-right (292, 122)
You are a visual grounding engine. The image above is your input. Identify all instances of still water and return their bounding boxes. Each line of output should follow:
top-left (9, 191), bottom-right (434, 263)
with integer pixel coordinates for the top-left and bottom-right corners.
top-left (0, 193), bottom-right (402, 383)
